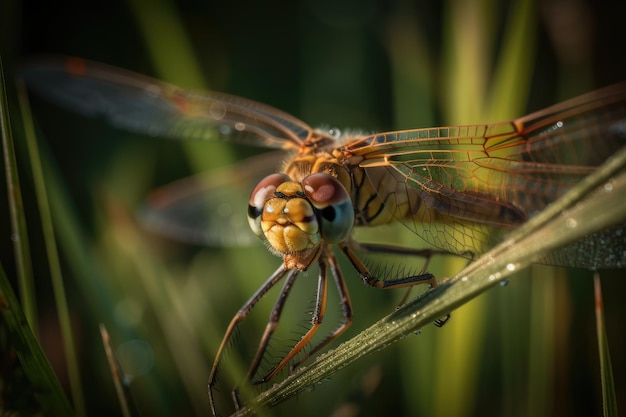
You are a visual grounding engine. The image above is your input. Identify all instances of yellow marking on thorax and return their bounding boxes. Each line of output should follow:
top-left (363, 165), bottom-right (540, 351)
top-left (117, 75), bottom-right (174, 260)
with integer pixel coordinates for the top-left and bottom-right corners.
top-left (283, 152), bottom-right (418, 228)
top-left (283, 153), bottom-right (352, 192)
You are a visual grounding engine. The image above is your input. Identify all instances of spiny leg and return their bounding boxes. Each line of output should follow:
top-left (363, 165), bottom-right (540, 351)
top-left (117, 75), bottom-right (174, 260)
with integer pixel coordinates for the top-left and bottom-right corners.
top-left (208, 264), bottom-right (291, 417)
top-left (287, 250), bottom-right (354, 373)
top-left (339, 241), bottom-right (437, 289)
top-left (231, 269), bottom-right (299, 410)
top-left (261, 253), bottom-right (330, 382)
top-left (339, 241), bottom-right (450, 326)
top-left (350, 241), bottom-right (440, 305)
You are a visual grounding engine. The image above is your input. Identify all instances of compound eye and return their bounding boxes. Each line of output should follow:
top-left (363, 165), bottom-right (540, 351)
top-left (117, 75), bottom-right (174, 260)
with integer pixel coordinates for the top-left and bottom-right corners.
top-left (248, 173), bottom-right (291, 238)
top-left (302, 173), bottom-right (354, 243)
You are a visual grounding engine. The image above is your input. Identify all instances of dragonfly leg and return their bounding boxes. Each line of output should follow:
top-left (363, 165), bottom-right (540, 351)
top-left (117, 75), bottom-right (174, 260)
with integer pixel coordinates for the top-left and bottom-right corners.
top-left (231, 269), bottom-right (299, 410)
top-left (339, 241), bottom-right (451, 326)
top-left (260, 251), bottom-right (336, 381)
top-left (208, 264), bottom-right (292, 417)
top-left (286, 251), bottom-right (354, 374)
top-left (351, 241), bottom-right (440, 306)
top-left (339, 241), bottom-right (438, 289)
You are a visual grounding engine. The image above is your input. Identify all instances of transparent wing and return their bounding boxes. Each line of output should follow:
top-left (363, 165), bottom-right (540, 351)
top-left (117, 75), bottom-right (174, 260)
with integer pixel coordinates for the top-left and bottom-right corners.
top-left (342, 83), bottom-right (626, 266)
top-left (140, 151), bottom-right (286, 246)
top-left (21, 56), bottom-right (310, 151)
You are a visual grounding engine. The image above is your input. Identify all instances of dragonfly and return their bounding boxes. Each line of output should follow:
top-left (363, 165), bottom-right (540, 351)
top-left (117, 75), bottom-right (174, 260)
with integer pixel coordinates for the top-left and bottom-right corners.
top-left (22, 57), bottom-right (626, 415)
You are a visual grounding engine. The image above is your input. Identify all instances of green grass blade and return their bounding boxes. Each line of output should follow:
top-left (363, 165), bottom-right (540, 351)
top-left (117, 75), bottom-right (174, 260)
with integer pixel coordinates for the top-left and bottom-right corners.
top-left (386, 1), bottom-right (436, 129)
top-left (128, 0), bottom-right (237, 172)
top-left (0, 57), bottom-right (38, 332)
top-left (17, 81), bottom-right (86, 417)
top-left (486, 0), bottom-right (537, 120)
top-left (0, 262), bottom-right (74, 415)
top-left (436, 1), bottom-right (538, 413)
top-left (594, 273), bottom-right (618, 417)
top-left (0, 56), bottom-right (73, 415)
top-left (129, 0), bottom-right (205, 88)
top-left (232, 144), bottom-right (626, 416)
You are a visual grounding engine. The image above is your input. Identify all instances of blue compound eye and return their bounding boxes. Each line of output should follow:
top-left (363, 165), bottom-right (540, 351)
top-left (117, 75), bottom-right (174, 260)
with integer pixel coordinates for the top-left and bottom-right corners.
top-left (301, 173), bottom-right (354, 243)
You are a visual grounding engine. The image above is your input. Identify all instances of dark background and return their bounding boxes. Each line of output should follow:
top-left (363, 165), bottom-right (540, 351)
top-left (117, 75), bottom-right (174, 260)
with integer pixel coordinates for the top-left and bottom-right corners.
top-left (1, 0), bottom-right (625, 416)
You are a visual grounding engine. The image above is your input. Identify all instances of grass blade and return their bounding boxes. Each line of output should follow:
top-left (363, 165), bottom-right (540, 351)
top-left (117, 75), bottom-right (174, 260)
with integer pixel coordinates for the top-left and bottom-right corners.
top-left (2, 53), bottom-right (81, 416)
top-left (486, 0), bottom-right (537, 120)
top-left (594, 273), bottom-right (618, 417)
top-left (0, 262), bottom-right (75, 416)
top-left (0, 56), bottom-right (38, 331)
top-left (17, 80), bottom-right (86, 416)
top-left (1, 53), bottom-right (74, 416)
top-left (100, 324), bottom-right (140, 417)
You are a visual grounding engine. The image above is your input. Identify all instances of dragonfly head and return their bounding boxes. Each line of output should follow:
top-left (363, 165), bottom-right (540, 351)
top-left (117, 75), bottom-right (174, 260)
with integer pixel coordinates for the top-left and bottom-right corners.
top-left (248, 172), bottom-right (354, 264)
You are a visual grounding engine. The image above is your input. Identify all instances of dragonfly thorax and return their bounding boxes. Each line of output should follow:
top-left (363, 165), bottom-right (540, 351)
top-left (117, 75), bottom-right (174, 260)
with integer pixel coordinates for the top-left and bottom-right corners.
top-left (247, 172), bottom-right (355, 270)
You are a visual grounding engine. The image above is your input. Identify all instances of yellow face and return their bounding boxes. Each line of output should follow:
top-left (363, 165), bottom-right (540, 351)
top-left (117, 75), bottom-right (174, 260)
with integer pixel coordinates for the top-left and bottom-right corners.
top-left (261, 181), bottom-right (321, 254)
top-left (247, 172), bottom-right (355, 268)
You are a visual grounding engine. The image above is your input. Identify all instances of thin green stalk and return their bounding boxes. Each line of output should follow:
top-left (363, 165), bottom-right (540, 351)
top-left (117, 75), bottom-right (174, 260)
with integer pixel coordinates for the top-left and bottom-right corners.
top-left (527, 271), bottom-right (554, 416)
top-left (17, 81), bottom-right (86, 416)
top-left (436, 1), bottom-right (538, 414)
top-left (594, 273), bottom-right (618, 417)
top-left (127, 0), bottom-right (237, 171)
top-left (0, 56), bottom-right (38, 331)
top-left (1, 57), bottom-right (73, 416)
top-left (486, 0), bottom-right (537, 120)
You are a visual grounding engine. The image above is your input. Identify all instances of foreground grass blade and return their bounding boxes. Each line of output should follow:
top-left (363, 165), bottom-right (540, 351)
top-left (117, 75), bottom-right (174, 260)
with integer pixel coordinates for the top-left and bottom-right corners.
top-left (594, 273), bottom-right (618, 417)
top-left (0, 262), bottom-right (74, 416)
top-left (232, 145), bottom-right (626, 415)
top-left (1, 56), bottom-right (75, 416)
top-left (0, 57), bottom-right (38, 331)
top-left (17, 81), bottom-right (86, 416)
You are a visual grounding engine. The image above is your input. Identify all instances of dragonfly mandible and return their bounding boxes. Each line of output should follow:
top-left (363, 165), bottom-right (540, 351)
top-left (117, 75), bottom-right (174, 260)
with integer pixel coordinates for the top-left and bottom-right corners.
top-left (22, 57), bottom-right (626, 415)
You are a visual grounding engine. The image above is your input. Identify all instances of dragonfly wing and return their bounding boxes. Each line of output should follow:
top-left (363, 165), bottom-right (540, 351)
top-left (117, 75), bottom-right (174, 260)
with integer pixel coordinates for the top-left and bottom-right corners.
top-left (343, 83), bottom-right (626, 263)
top-left (140, 151), bottom-right (285, 246)
top-left (21, 57), bottom-right (309, 150)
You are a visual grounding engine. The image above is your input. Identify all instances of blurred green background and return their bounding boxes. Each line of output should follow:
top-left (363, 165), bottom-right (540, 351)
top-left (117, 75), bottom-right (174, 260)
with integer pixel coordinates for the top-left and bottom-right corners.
top-left (1, 0), bottom-right (625, 416)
